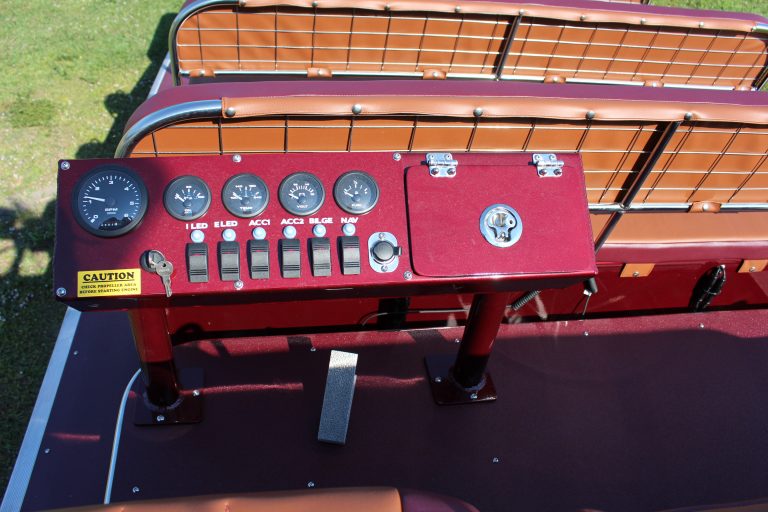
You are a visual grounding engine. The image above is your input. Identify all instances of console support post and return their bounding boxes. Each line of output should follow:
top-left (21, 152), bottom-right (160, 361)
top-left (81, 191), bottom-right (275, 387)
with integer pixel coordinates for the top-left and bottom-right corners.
top-left (128, 307), bottom-right (180, 408)
top-left (452, 292), bottom-right (510, 388)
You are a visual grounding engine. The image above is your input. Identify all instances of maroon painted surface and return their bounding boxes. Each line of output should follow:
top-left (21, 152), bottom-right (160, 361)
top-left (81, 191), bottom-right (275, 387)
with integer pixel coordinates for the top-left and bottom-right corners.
top-left (22, 309), bottom-right (768, 511)
top-left (126, 80), bottom-right (768, 133)
top-left (54, 153), bottom-right (596, 311)
top-left (407, 157), bottom-right (593, 277)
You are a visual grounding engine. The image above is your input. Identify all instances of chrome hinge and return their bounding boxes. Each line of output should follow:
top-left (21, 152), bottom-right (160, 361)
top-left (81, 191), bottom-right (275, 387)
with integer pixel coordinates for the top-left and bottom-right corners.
top-left (532, 153), bottom-right (564, 178)
top-left (426, 153), bottom-right (458, 178)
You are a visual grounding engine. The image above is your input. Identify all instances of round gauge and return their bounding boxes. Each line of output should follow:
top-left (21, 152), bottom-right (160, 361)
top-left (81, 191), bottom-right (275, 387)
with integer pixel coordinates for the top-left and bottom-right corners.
top-left (72, 166), bottom-right (148, 238)
top-left (278, 172), bottom-right (325, 216)
top-left (221, 173), bottom-right (269, 218)
top-left (163, 175), bottom-right (211, 221)
top-left (333, 171), bottom-right (380, 215)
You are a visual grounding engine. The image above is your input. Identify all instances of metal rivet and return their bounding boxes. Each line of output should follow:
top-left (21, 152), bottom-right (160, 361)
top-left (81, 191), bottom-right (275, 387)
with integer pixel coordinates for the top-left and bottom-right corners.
top-left (473, 107), bottom-right (484, 117)
top-left (699, 323), bottom-right (705, 329)
top-left (492, 457), bottom-right (500, 463)
top-left (352, 103), bottom-right (363, 114)
top-left (632, 271), bottom-right (640, 277)
top-left (684, 112), bottom-right (693, 121)
top-left (310, 346), bottom-right (317, 352)
top-left (73, 350), bottom-right (79, 356)
top-left (234, 280), bottom-right (244, 290)
top-left (60, 161), bottom-right (70, 171)
top-left (432, 71), bottom-right (439, 78)
top-left (156, 415), bottom-right (165, 422)
top-left (454, 338), bottom-right (461, 344)
top-left (312, 0), bottom-right (318, 6)
top-left (307, 481), bottom-right (316, 488)
top-left (580, 15), bottom-right (586, 21)
top-left (384, 4), bottom-right (391, 10)
top-left (232, 154), bottom-right (242, 163)
top-left (55, 287), bottom-right (67, 297)
top-left (44, 448), bottom-right (51, 454)
top-left (434, 376), bottom-right (443, 383)
top-left (404, 271), bottom-right (413, 280)
top-left (132, 486), bottom-right (140, 494)
top-left (750, 266), bottom-right (757, 272)
top-left (586, 110), bottom-right (596, 120)
top-left (239, 0), bottom-right (246, 5)
top-left (518, 9), bottom-right (525, 15)
top-left (583, 331), bottom-right (589, 336)
top-left (393, 152), bottom-right (402, 161)
top-left (470, 392), bottom-right (478, 400)
top-left (698, 21), bottom-right (705, 28)
top-left (640, 18), bottom-right (647, 24)
top-left (225, 107), bottom-right (236, 117)
top-left (455, 6), bottom-right (462, 13)
top-left (193, 389), bottom-right (200, 397)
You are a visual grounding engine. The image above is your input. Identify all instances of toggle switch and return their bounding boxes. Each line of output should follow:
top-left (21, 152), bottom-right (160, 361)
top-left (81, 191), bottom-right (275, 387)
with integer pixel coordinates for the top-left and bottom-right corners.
top-left (310, 237), bottom-right (332, 277)
top-left (339, 236), bottom-right (360, 275)
top-left (218, 241), bottom-right (240, 281)
top-left (280, 239), bottom-right (301, 278)
top-left (186, 243), bottom-right (209, 283)
top-left (247, 240), bottom-right (270, 279)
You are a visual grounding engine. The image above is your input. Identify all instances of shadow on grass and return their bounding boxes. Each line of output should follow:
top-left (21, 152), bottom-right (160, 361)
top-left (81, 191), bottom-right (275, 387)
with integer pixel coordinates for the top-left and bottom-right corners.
top-left (0, 13), bottom-right (175, 494)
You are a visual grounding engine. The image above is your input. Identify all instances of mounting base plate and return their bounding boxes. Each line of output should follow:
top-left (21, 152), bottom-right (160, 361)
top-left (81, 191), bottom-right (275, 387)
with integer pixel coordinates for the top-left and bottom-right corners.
top-left (424, 354), bottom-right (497, 405)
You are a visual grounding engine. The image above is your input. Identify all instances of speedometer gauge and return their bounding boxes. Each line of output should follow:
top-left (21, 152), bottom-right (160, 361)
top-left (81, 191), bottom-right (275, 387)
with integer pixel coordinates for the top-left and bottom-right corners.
top-left (333, 171), bottom-right (379, 214)
top-left (278, 172), bottom-right (325, 216)
top-left (164, 175), bottom-right (211, 221)
top-left (222, 173), bottom-right (269, 218)
top-left (73, 166), bottom-right (147, 237)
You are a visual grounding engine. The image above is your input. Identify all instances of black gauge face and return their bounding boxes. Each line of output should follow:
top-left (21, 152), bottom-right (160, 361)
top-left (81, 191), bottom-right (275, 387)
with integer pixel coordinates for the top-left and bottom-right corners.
top-left (73, 166), bottom-right (148, 237)
top-left (222, 173), bottom-right (269, 218)
top-left (278, 172), bottom-right (325, 216)
top-left (333, 171), bottom-right (380, 215)
top-left (163, 175), bottom-right (211, 221)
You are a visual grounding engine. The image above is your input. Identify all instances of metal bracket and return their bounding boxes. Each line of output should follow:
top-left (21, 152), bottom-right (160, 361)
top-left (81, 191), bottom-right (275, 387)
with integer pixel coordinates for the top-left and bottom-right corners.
top-left (426, 153), bottom-right (458, 178)
top-left (532, 153), bottom-right (564, 178)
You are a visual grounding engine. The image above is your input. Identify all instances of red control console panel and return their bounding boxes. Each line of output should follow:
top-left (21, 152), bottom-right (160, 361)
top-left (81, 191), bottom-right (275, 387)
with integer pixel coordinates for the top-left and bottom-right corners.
top-left (54, 152), bottom-right (596, 310)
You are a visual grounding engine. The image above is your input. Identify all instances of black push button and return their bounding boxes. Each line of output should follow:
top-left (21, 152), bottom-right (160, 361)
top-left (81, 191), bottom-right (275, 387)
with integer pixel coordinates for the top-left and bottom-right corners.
top-left (339, 236), bottom-right (360, 275)
top-left (248, 240), bottom-right (270, 279)
top-left (218, 241), bottom-right (240, 281)
top-left (186, 242), bottom-right (209, 283)
top-left (280, 239), bottom-right (301, 278)
top-left (310, 237), bottom-right (332, 277)
top-left (371, 240), bottom-right (402, 263)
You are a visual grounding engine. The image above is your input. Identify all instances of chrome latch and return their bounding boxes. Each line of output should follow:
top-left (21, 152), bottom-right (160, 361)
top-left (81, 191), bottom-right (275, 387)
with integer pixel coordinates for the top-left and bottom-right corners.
top-left (532, 153), bottom-right (564, 178)
top-left (426, 153), bottom-right (458, 178)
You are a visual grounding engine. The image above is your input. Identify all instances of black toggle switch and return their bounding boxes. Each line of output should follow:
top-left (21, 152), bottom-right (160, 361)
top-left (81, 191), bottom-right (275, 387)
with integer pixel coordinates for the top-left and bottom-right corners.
top-left (247, 240), bottom-right (270, 279)
top-left (280, 239), bottom-right (301, 278)
top-left (371, 240), bottom-right (402, 263)
top-left (310, 237), bottom-right (332, 277)
top-left (339, 236), bottom-right (361, 275)
top-left (186, 242), bottom-right (209, 283)
top-left (218, 241), bottom-right (240, 281)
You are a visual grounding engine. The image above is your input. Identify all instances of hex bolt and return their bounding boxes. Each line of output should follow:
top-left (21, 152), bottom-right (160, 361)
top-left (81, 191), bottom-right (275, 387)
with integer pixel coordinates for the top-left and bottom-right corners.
top-left (132, 486), bottom-right (140, 494)
top-left (156, 415), bottom-right (165, 422)
top-left (403, 271), bottom-right (413, 280)
top-left (393, 152), bottom-right (402, 161)
top-left (56, 287), bottom-right (67, 297)
top-left (60, 161), bottom-right (71, 171)
top-left (232, 154), bottom-right (242, 163)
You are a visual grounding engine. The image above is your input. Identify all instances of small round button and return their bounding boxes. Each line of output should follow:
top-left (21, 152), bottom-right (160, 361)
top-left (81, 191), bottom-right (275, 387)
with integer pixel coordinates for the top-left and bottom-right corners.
top-left (372, 241), bottom-right (396, 263)
top-left (342, 223), bottom-right (356, 236)
top-left (312, 224), bottom-right (327, 237)
top-left (252, 227), bottom-right (267, 240)
top-left (283, 225), bottom-right (297, 239)
top-left (222, 228), bottom-right (237, 242)
top-left (190, 229), bottom-right (205, 243)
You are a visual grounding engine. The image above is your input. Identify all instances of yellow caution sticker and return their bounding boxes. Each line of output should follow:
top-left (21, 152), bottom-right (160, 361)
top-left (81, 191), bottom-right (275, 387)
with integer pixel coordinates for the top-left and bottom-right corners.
top-left (77, 268), bottom-right (141, 297)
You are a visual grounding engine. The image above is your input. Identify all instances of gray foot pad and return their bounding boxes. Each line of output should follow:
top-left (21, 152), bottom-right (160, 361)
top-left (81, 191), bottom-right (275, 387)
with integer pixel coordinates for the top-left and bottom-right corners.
top-left (318, 350), bottom-right (358, 445)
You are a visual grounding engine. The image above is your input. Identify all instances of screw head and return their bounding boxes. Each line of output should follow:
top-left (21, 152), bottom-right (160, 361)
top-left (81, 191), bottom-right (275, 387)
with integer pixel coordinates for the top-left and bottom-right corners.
top-left (44, 448), bottom-right (51, 454)
top-left (232, 154), bottom-right (242, 163)
top-left (378, 232), bottom-right (386, 240)
top-left (234, 280), bottom-right (244, 290)
top-left (632, 271), bottom-right (640, 277)
top-left (403, 271), bottom-right (413, 280)
top-left (699, 323), bottom-right (705, 329)
top-left (310, 346), bottom-right (317, 352)
top-left (307, 481), bottom-right (316, 488)
top-left (492, 456), bottom-right (500, 463)
top-left (553, 169), bottom-right (562, 176)
top-left (192, 389), bottom-right (200, 397)
top-left (351, 103), bottom-right (363, 114)
top-left (580, 14), bottom-right (587, 21)
top-left (56, 287), bottom-right (67, 297)
top-left (750, 266), bottom-right (757, 272)
top-left (470, 392), bottom-right (478, 400)
top-left (393, 152), bottom-right (402, 161)
top-left (447, 168), bottom-right (456, 176)
top-left (225, 107), bottom-right (236, 117)
top-left (583, 331), bottom-right (589, 337)
top-left (538, 170), bottom-right (547, 176)
top-left (73, 350), bottom-right (79, 356)
top-left (132, 486), bottom-right (140, 494)
top-left (454, 338), bottom-right (461, 344)
top-left (434, 376), bottom-right (443, 383)
top-left (381, 265), bottom-right (388, 272)
top-left (60, 161), bottom-right (70, 171)
top-left (156, 415), bottom-right (165, 422)
top-left (430, 168), bottom-right (439, 176)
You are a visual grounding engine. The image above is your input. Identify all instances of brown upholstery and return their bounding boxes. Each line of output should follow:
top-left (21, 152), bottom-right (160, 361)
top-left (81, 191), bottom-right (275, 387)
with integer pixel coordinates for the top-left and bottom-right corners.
top-left (174, 1), bottom-right (768, 88)
top-left (45, 487), bottom-right (478, 512)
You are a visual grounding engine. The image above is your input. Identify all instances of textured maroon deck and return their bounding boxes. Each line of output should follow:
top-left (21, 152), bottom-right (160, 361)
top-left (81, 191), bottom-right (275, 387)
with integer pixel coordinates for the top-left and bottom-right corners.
top-left (22, 309), bottom-right (768, 511)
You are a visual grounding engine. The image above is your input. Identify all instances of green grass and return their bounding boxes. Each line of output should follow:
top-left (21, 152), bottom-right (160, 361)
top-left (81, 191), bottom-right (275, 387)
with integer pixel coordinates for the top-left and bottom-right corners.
top-left (0, 0), bottom-right (766, 499)
top-left (0, 0), bottom-right (181, 494)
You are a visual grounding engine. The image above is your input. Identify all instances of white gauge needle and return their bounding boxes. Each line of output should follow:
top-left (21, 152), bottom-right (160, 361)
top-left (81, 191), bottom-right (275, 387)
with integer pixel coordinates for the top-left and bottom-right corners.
top-left (231, 193), bottom-right (243, 200)
top-left (175, 193), bottom-right (185, 202)
top-left (289, 193), bottom-right (299, 200)
top-left (344, 190), bottom-right (354, 197)
top-left (84, 196), bottom-right (105, 202)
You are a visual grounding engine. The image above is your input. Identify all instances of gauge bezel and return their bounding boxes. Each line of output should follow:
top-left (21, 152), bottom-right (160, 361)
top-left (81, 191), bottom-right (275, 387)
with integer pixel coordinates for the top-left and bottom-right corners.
top-left (163, 175), bottom-right (212, 221)
top-left (278, 172), bottom-right (326, 217)
top-left (72, 165), bottom-right (148, 238)
top-left (221, 173), bottom-right (270, 218)
top-left (333, 170), bottom-right (380, 215)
